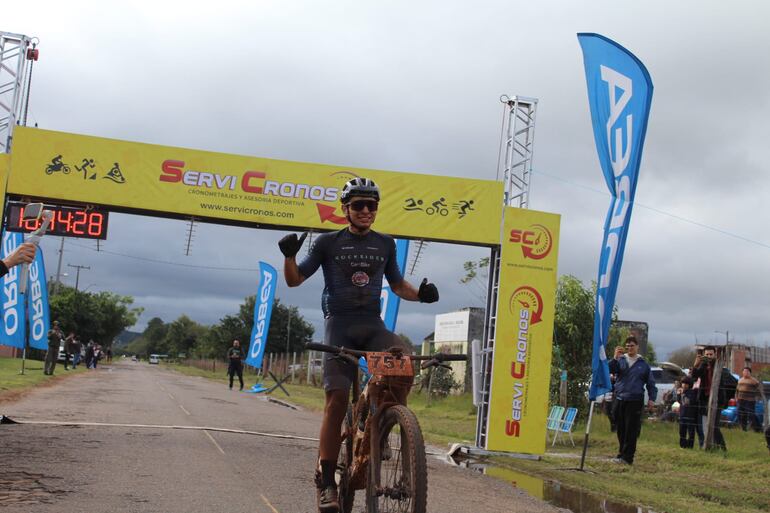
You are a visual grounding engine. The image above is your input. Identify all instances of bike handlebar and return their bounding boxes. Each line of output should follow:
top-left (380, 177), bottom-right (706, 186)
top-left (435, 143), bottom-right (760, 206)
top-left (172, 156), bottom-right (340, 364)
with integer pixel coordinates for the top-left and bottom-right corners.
top-left (304, 342), bottom-right (468, 364)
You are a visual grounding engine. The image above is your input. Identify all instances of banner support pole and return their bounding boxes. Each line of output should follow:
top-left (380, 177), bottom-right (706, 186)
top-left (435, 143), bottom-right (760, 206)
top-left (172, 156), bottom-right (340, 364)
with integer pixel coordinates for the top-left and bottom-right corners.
top-left (579, 400), bottom-right (596, 471)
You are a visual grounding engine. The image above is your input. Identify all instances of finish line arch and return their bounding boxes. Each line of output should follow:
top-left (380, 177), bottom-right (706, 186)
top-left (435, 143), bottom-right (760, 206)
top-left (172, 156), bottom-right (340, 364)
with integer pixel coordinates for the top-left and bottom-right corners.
top-left (1, 126), bottom-right (560, 455)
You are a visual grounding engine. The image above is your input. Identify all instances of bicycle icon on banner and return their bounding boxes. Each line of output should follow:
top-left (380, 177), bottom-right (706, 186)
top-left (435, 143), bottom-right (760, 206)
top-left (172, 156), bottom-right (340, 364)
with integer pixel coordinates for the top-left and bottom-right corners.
top-left (403, 197), bottom-right (475, 218)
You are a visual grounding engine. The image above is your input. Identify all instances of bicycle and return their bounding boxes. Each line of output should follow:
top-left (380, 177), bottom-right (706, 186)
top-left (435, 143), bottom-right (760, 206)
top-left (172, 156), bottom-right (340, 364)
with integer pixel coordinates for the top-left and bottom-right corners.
top-left (306, 342), bottom-right (467, 513)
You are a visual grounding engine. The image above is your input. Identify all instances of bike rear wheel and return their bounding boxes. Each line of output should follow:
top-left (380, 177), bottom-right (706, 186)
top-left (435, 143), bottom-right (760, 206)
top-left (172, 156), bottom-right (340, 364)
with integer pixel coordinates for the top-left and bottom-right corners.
top-left (366, 405), bottom-right (427, 513)
top-left (337, 405), bottom-right (355, 513)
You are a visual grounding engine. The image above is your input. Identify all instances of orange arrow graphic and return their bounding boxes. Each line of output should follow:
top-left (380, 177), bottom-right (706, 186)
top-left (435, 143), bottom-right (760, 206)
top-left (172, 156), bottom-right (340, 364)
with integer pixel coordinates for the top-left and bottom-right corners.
top-left (316, 204), bottom-right (348, 225)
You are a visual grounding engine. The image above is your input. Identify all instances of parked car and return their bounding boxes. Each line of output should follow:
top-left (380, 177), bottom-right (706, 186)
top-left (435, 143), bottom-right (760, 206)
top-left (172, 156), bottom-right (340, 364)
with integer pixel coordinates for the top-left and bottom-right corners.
top-left (148, 354), bottom-right (160, 365)
top-left (720, 379), bottom-right (770, 428)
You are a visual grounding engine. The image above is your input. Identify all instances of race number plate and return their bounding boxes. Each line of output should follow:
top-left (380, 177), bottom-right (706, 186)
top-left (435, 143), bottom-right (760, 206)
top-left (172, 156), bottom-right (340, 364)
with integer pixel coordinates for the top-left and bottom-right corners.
top-left (366, 352), bottom-right (414, 377)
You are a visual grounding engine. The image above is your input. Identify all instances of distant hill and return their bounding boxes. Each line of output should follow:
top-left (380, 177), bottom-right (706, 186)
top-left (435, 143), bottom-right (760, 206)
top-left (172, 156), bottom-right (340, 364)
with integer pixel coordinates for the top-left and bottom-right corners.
top-left (113, 330), bottom-right (142, 347)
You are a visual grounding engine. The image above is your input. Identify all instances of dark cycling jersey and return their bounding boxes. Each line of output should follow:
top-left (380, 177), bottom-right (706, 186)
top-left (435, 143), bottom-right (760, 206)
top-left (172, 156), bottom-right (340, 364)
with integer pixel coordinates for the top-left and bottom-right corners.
top-left (227, 347), bottom-right (244, 363)
top-left (297, 228), bottom-right (402, 317)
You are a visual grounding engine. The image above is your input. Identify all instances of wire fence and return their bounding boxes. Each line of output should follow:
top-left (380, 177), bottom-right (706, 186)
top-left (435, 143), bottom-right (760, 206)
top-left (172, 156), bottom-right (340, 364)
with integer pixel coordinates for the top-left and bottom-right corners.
top-left (181, 351), bottom-right (324, 386)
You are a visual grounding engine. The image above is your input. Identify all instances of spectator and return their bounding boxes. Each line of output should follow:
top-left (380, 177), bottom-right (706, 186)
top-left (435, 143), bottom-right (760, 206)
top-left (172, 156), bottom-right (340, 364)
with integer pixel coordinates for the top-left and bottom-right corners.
top-left (44, 321), bottom-right (63, 375)
top-left (106, 347), bottom-right (113, 363)
top-left (691, 346), bottom-right (735, 451)
top-left (63, 332), bottom-right (75, 371)
top-left (92, 344), bottom-right (102, 369)
top-left (85, 340), bottom-right (95, 369)
top-left (608, 336), bottom-right (657, 465)
top-left (71, 336), bottom-right (82, 369)
top-left (227, 339), bottom-right (245, 391)
top-left (735, 367), bottom-right (762, 432)
top-left (677, 376), bottom-right (698, 448)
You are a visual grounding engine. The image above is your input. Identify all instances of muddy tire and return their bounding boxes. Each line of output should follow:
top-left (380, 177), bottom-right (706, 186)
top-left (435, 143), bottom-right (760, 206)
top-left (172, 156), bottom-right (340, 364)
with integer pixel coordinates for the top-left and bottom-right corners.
top-left (366, 405), bottom-right (427, 513)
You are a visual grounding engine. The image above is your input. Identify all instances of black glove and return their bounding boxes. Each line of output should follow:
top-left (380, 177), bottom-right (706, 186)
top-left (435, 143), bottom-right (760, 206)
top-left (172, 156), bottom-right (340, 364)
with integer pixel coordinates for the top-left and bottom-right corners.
top-left (417, 278), bottom-right (439, 303)
top-left (278, 232), bottom-right (307, 258)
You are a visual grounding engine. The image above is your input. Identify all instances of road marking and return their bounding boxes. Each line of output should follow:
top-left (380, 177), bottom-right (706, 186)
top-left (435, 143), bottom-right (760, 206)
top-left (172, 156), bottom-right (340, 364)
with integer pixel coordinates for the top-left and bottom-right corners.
top-left (178, 404), bottom-right (191, 416)
top-left (260, 494), bottom-right (280, 513)
top-left (203, 430), bottom-right (225, 455)
top-left (167, 392), bottom-right (175, 400)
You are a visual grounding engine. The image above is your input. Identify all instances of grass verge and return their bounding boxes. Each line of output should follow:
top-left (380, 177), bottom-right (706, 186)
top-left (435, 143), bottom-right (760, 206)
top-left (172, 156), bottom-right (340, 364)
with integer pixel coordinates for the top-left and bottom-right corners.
top-left (0, 356), bottom-right (86, 401)
top-left (492, 413), bottom-right (770, 513)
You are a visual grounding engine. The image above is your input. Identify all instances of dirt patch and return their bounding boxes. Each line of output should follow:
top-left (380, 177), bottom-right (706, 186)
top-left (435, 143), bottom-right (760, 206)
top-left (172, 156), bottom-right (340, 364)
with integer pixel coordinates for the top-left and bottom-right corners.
top-left (0, 471), bottom-right (68, 506)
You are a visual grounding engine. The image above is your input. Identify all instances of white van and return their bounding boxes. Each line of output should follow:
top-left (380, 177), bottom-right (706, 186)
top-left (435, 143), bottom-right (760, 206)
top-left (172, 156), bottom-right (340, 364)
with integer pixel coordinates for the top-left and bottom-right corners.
top-left (149, 354), bottom-right (160, 365)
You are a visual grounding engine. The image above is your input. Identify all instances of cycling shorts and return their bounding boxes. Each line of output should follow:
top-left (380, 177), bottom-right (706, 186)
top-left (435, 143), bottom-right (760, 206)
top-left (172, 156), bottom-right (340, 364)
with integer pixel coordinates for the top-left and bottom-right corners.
top-left (322, 315), bottom-right (404, 392)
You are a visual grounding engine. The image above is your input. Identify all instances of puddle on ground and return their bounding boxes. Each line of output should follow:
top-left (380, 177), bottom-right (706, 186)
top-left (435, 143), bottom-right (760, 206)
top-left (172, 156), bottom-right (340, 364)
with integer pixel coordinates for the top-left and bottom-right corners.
top-left (443, 453), bottom-right (657, 513)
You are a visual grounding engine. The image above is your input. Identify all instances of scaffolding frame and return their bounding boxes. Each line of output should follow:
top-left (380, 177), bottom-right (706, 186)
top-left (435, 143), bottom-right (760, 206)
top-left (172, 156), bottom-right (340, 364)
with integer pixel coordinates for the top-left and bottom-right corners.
top-left (498, 95), bottom-right (538, 208)
top-left (0, 32), bottom-right (33, 153)
top-left (475, 95), bottom-right (539, 450)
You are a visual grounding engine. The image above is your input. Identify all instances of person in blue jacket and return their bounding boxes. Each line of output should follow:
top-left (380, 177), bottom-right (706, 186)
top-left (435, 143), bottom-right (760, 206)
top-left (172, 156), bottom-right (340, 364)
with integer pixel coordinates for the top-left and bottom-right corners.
top-left (608, 336), bottom-right (657, 465)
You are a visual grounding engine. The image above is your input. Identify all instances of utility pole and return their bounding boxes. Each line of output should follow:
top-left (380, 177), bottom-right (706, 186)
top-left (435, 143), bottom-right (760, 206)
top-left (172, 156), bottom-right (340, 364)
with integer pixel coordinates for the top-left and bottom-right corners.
top-left (67, 263), bottom-right (90, 292)
top-left (286, 312), bottom-right (291, 355)
top-left (53, 237), bottom-right (64, 294)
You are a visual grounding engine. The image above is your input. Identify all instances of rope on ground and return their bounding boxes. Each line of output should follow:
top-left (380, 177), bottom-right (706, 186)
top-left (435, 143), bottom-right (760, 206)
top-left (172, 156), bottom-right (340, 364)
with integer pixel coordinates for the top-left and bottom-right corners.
top-left (8, 419), bottom-right (319, 442)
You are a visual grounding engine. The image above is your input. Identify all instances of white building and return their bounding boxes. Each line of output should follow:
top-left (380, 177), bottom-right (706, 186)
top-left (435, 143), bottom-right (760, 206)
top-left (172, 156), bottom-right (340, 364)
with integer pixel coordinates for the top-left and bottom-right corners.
top-left (422, 307), bottom-right (484, 392)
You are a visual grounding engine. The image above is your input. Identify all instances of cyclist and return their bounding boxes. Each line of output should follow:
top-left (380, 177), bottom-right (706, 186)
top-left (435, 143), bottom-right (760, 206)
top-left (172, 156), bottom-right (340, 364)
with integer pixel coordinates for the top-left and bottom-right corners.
top-left (279, 177), bottom-right (439, 513)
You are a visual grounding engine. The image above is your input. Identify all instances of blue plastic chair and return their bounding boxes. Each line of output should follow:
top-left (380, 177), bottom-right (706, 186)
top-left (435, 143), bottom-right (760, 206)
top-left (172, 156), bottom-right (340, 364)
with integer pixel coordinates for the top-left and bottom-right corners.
top-left (552, 407), bottom-right (578, 446)
top-left (546, 406), bottom-right (565, 443)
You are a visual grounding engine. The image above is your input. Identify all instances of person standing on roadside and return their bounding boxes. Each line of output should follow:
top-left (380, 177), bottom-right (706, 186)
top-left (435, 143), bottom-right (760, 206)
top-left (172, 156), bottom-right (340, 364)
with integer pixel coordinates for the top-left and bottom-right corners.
top-left (63, 331), bottom-right (75, 371)
top-left (608, 336), bottom-right (657, 465)
top-left (735, 367), bottom-right (762, 432)
top-left (85, 339), bottom-right (95, 369)
top-left (227, 339), bottom-right (245, 391)
top-left (71, 335), bottom-right (83, 369)
top-left (691, 346), bottom-right (733, 451)
top-left (677, 376), bottom-right (698, 448)
top-left (44, 321), bottom-right (64, 375)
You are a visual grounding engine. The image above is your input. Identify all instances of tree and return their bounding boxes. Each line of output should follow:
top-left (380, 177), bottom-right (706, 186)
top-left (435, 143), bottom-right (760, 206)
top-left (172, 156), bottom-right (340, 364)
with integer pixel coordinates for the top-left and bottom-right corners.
top-left (756, 367), bottom-right (770, 382)
top-left (165, 315), bottom-right (208, 357)
top-left (668, 346), bottom-right (697, 369)
top-left (551, 275), bottom-right (619, 408)
top-left (645, 341), bottom-right (659, 366)
top-left (49, 286), bottom-right (143, 346)
top-left (459, 257), bottom-right (489, 305)
top-left (264, 298), bottom-right (314, 354)
top-left (397, 333), bottom-right (415, 353)
top-left (202, 296), bottom-right (315, 360)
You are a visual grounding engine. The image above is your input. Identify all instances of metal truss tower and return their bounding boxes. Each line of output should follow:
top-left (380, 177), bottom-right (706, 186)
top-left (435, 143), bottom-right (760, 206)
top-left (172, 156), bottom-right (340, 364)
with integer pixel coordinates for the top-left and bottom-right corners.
top-left (474, 95), bottom-right (538, 451)
top-left (0, 32), bottom-right (35, 153)
top-left (498, 95), bottom-right (538, 208)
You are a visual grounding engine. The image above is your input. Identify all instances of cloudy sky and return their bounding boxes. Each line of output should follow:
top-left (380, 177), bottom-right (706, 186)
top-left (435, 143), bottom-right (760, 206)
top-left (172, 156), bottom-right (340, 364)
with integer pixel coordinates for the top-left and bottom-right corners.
top-left (5, 1), bottom-right (769, 358)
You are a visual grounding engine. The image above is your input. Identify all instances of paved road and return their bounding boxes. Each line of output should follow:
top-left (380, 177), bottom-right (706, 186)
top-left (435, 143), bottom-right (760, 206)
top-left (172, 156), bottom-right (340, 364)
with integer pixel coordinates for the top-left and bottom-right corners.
top-left (0, 361), bottom-right (561, 513)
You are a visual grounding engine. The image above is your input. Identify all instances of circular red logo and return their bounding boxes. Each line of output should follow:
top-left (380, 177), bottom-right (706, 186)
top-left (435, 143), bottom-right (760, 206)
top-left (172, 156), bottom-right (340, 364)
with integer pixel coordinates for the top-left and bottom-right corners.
top-left (351, 271), bottom-right (370, 287)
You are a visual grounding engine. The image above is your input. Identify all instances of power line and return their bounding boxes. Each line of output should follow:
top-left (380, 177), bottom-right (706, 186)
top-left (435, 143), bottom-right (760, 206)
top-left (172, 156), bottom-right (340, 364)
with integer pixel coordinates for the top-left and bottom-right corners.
top-left (63, 240), bottom-right (261, 272)
top-left (531, 168), bottom-right (770, 251)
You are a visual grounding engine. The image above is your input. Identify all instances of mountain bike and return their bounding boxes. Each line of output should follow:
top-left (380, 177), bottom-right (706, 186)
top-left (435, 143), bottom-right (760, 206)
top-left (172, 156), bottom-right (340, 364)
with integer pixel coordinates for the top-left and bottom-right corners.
top-left (306, 342), bottom-right (467, 513)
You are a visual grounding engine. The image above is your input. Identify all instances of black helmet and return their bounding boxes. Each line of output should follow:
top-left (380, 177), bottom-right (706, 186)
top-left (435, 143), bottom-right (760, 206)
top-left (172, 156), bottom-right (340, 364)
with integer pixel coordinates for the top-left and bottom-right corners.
top-left (340, 177), bottom-right (380, 203)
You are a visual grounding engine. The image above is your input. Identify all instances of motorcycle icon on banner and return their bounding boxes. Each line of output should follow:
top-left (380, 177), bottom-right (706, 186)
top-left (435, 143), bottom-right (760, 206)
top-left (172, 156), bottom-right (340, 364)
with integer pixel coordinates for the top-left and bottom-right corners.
top-left (43, 155), bottom-right (126, 184)
top-left (45, 155), bottom-right (71, 175)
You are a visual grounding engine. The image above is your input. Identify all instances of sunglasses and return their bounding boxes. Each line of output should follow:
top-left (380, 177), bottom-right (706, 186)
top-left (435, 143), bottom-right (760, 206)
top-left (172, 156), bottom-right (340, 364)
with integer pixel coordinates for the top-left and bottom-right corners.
top-left (348, 200), bottom-right (379, 212)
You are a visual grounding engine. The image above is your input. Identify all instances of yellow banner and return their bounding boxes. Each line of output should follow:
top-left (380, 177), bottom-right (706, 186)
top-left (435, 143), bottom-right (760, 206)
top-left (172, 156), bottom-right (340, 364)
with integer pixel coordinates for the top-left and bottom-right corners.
top-left (0, 154), bottom-right (7, 224)
top-left (486, 207), bottom-right (560, 454)
top-left (7, 127), bottom-right (503, 245)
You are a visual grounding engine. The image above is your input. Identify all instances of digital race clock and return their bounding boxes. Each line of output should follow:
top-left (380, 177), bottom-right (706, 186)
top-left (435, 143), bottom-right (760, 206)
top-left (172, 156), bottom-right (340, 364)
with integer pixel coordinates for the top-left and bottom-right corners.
top-left (5, 202), bottom-right (109, 240)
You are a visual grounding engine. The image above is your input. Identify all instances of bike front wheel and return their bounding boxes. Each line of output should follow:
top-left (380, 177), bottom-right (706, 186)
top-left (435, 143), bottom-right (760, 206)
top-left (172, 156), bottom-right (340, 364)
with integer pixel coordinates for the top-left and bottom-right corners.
top-left (366, 405), bottom-right (427, 513)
